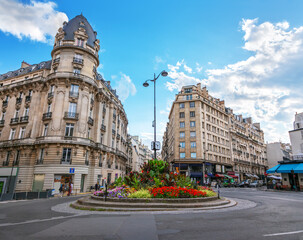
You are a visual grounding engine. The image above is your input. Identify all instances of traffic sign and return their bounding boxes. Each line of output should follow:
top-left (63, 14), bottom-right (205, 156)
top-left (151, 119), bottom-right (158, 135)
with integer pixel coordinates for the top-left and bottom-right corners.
top-left (151, 141), bottom-right (161, 150)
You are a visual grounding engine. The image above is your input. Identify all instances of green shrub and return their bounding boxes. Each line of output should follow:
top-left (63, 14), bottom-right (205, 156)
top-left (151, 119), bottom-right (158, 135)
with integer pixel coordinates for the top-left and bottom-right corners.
top-left (129, 189), bottom-right (152, 198)
top-left (204, 190), bottom-right (217, 197)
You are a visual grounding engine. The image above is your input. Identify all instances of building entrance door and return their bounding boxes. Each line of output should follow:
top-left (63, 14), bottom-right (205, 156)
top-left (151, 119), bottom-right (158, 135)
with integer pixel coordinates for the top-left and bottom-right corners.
top-left (107, 173), bottom-right (112, 184)
top-left (288, 173), bottom-right (300, 191)
top-left (80, 174), bottom-right (85, 192)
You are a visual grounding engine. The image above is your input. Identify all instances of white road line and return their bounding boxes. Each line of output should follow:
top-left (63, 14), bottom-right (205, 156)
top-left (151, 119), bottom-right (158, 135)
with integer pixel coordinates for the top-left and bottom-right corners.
top-left (264, 230), bottom-right (303, 237)
top-left (0, 214), bottom-right (86, 227)
top-left (260, 196), bottom-right (303, 202)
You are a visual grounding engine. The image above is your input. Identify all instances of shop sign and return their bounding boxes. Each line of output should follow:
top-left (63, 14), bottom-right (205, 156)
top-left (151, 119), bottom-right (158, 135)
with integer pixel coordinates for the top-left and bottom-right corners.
top-left (69, 168), bottom-right (75, 174)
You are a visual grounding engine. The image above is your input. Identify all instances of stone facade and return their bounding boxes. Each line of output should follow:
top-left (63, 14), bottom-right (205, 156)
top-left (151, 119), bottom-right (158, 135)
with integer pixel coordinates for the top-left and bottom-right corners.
top-left (289, 112), bottom-right (303, 160)
top-left (229, 112), bottom-right (267, 180)
top-left (162, 83), bottom-right (268, 181)
top-left (0, 15), bottom-right (131, 195)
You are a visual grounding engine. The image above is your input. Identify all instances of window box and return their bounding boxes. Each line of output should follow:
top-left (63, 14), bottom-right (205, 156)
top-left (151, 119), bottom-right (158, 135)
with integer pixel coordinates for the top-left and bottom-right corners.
top-left (43, 112), bottom-right (52, 120)
top-left (10, 117), bottom-right (19, 124)
top-left (20, 116), bottom-right (29, 123)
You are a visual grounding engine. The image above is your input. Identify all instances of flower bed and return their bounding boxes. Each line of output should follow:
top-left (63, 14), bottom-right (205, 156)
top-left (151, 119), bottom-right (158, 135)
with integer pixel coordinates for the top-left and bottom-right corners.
top-left (94, 159), bottom-right (217, 199)
top-left (150, 186), bottom-right (207, 198)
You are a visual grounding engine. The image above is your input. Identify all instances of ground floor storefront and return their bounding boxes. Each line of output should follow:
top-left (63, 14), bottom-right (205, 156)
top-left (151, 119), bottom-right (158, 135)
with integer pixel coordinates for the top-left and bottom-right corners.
top-left (267, 160), bottom-right (303, 191)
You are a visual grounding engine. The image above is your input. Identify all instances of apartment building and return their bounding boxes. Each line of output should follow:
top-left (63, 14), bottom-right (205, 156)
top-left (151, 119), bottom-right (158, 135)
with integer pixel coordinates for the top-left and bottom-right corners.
top-left (163, 83), bottom-right (268, 182)
top-left (266, 142), bottom-right (291, 169)
top-left (289, 112), bottom-right (303, 160)
top-left (0, 15), bottom-right (130, 197)
top-left (130, 136), bottom-right (153, 171)
top-left (164, 84), bottom-right (231, 182)
top-left (229, 112), bottom-right (268, 180)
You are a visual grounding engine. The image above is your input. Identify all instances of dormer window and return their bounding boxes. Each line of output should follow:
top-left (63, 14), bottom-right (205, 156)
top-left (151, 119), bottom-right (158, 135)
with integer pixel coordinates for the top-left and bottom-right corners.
top-left (185, 88), bottom-right (192, 93)
top-left (76, 38), bottom-right (84, 47)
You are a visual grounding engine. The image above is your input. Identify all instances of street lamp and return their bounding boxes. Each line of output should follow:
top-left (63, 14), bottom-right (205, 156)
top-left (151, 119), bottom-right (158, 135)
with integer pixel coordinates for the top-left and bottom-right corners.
top-left (143, 70), bottom-right (168, 160)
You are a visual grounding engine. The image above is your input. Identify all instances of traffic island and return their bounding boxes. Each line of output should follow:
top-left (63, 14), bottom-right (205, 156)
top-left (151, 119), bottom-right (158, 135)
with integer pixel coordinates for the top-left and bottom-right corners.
top-left (70, 195), bottom-right (233, 212)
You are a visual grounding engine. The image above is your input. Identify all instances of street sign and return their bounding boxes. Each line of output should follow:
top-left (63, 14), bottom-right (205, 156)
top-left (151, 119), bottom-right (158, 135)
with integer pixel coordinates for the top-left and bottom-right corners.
top-left (69, 168), bottom-right (75, 174)
top-left (151, 141), bottom-right (161, 150)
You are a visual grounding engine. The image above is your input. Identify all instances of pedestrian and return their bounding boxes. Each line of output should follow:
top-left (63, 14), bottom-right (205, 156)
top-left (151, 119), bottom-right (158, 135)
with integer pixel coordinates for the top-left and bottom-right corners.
top-left (70, 182), bottom-right (73, 195)
top-left (59, 184), bottom-right (64, 197)
top-left (95, 182), bottom-right (99, 191)
top-left (68, 182), bottom-right (72, 196)
top-left (64, 183), bottom-right (69, 196)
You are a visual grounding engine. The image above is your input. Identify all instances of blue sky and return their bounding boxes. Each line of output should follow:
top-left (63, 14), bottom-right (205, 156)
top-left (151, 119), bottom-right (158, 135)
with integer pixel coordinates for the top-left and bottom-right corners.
top-left (1, 0), bottom-right (303, 147)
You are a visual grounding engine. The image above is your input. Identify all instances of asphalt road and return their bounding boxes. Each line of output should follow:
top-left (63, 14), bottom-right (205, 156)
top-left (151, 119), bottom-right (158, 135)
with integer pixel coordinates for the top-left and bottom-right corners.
top-left (0, 189), bottom-right (302, 240)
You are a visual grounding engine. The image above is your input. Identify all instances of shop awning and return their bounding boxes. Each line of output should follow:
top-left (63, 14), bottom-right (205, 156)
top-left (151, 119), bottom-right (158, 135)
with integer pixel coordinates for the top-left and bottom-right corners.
top-left (228, 175), bottom-right (238, 178)
top-left (293, 163), bottom-right (303, 173)
top-left (215, 174), bottom-right (225, 178)
top-left (245, 173), bottom-right (252, 177)
top-left (276, 164), bottom-right (299, 173)
top-left (267, 175), bottom-right (282, 180)
top-left (224, 174), bottom-right (232, 179)
top-left (208, 173), bottom-right (215, 177)
top-left (266, 165), bottom-right (280, 174)
top-left (252, 175), bottom-right (259, 179)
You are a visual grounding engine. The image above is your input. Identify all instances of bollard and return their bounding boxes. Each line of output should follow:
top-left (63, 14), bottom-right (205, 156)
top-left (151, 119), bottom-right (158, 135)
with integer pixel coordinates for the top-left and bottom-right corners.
top-left (217, 184), bottom-right (220, 199)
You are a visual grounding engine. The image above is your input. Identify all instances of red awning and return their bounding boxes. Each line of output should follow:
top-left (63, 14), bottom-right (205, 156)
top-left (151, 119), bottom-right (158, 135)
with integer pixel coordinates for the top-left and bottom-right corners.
top-left (215, 174), bottom-right (225, 178)
top-left (228, 175), bottom-right (238, 178)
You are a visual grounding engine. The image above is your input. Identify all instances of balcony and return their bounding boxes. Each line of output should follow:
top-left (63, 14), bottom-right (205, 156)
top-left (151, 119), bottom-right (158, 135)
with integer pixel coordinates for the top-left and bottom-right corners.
top-left (20, 116), bottom-right (29, 123)
top-left (64, 112), bottom-right (79, 120)
top-left (61, 159), bottom-right (72, 164)
top-left (73, 57), bottom-right (84, 65)
top-left (25, 96), bottom-right (31, 102)
top-left (2, 100), bottom-right (8, 107)
top-left (101, 124), bottom-right (106, 131)
top-left (48, 92), bottom-right (54, 98)
top-left (10, 117), bottom-right (19, 124)
top-left (69, 91), bottom-right (79, 98)
top-left (0, 120), bottom-right (4, 127)
top-left (88, 117), bottom-right (94, 125)
top-left (2, 161), bottom-right (9, 166)
top-left (16, 98), bottom-right (22, 105)
top-left (112, 129), bottom-right (116, 135)
top-left (53, 57), bottom-right (60, 64)
top-left (42, 112), bottom-right (52, 120)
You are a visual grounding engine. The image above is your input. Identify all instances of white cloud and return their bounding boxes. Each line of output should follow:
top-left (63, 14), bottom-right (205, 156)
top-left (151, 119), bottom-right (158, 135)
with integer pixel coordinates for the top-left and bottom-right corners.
top-left (154, 56), bottom-right (166, 70)
top-left (0, 0), bottom-right (68, 42)
top-left (165, 19), bottom-right (303, 143)
top-left (184, 64), bottom-right (192, 73)
top-left (196, 63), bottom-right (203, 73)
top-left (112, 73), bottom-right (137, 102)
top-left (166, 60), bottom-right (205, 91)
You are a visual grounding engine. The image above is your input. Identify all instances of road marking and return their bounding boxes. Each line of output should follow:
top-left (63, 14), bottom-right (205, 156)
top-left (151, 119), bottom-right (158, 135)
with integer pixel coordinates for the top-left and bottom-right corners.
top-left (260, 196), bottom-right (302, 202)
top-left (0, 214), bottom-right (86, 227)
top-left (264, 230), bottom-right (303, 237)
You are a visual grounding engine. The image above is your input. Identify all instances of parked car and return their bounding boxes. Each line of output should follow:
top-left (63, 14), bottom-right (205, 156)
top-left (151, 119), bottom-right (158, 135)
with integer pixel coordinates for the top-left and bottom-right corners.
top-left (237, 180), bottom-right (251, 187)
top-left (249, 180), bottom-right (262, 188)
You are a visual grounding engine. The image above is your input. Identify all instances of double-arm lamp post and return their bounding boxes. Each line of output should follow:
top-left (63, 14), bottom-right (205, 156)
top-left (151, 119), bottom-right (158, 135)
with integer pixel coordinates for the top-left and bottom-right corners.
top-left (143, 70), bottom-right (168, 160)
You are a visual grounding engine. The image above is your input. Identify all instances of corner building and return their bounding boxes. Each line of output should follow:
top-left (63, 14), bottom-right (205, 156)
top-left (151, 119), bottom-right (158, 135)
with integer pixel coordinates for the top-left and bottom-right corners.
top-left (164, 83), bottom-right (268, 181)
top-left (166, 83), bottom-right (231, 181)
top-left (0, 15), bottom-right (130, 194)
